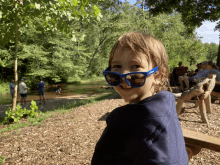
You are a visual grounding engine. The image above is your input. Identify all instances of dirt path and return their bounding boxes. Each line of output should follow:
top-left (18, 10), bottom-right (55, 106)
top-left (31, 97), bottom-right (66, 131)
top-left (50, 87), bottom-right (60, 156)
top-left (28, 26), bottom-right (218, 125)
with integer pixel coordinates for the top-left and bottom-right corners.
top-left (0, 94), bottom-right (220, 164)
top-left (0, 92), bottom-right (111, 118)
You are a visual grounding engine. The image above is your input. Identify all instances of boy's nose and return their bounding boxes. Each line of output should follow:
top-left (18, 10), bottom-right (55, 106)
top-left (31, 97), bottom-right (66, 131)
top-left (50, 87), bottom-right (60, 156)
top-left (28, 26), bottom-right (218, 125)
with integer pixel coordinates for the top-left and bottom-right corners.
top-left (120, 68), bottom-right (130, 74)
top-left (120, 77), bottom-right (131, 88)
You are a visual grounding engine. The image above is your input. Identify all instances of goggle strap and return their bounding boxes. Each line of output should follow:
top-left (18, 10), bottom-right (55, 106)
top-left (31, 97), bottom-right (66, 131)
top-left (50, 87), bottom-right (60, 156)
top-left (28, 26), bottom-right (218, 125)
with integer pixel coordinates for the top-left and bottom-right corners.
top-left (147, 66), bottom-right (159, 76)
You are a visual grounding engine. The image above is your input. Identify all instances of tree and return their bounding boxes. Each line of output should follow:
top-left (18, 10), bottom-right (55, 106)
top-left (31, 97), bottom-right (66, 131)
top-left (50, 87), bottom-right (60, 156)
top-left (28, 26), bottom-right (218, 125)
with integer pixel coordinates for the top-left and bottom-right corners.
top-left (0, 0), bottom-right (100, 110)
top-left (145, 0), bottom-right (220, 29)
top-left (144, 0), bottom-right (220, 65)
top-left (204, 43), bottom-right (219, 61)
top-left (215, 22), bottom-right (220, 67)
top-left (1, 0), bottom-right (216, 99)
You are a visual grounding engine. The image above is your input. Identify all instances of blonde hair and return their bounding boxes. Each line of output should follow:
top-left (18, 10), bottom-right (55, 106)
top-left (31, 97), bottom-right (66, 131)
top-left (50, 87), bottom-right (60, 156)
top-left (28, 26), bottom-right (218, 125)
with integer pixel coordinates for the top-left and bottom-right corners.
top-left (109, 32), bottom-right (169, 93)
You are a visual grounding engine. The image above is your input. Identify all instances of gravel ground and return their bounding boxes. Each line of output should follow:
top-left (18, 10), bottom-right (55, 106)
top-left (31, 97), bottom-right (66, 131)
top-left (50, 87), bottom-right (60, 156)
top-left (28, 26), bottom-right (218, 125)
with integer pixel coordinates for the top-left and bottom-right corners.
top-left (0, 93), bottom-right (219, 165)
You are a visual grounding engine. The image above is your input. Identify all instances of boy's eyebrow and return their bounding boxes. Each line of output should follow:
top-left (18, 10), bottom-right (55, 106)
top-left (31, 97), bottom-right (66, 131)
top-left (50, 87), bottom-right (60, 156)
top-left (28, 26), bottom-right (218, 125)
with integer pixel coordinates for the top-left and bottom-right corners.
top-left (111, 61), bottom-right (121, 64)
top-left (129, 60), bottom-right (142, 64)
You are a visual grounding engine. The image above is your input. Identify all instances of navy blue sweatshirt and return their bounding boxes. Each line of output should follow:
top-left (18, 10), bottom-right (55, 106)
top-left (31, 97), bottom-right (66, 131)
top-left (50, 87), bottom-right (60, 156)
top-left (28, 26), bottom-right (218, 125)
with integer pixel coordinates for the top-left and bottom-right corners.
top-left (91, 91), bottom-right (188, 165)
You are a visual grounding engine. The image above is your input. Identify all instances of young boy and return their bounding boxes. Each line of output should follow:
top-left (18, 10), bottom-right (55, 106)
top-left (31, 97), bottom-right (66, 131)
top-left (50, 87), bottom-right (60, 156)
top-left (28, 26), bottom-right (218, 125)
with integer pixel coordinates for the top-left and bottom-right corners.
top-left (37, 78), bottom-right (46, 104)
top-left (91, 32), bottom-right (188, 164)
top-left (55, 88), bottom-right (61, 94)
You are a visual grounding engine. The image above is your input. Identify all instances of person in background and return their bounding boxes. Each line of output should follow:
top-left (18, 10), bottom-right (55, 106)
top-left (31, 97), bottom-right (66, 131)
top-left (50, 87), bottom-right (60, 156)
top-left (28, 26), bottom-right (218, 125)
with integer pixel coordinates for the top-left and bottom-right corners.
top-left (56, 88), bottom-right (61, 95)
top-left (10, 79), bottom-right (15, 105)
top-left (178, 61), bottom-right (210, 91)
top-left (207, 61), bottom-right (220, 102)
top-left (91, 32), bottom-right (188, 165)
top-left (170, 61), bottom-right (188, 85)
top-left (19, 78), bottom-right (28, 107)
top-left (37, 77), bottom-right (46, 104)
top-left (194, 63), bottom-right (202, 73)
top-left (186, 63), bottom-right (202, 77)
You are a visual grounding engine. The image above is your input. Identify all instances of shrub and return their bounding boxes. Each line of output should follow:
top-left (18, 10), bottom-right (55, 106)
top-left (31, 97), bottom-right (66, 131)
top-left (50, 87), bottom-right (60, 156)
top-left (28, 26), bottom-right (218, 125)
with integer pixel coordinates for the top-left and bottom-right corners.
top-left (0, 82), bottom-right (9, 95)
top-left (3, 100), bottom-right (39, 124)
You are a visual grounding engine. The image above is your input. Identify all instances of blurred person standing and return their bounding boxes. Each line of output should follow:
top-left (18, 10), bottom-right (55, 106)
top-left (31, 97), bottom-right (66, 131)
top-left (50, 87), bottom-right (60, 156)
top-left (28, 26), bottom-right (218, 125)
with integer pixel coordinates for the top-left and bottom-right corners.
top-left (37, 78), bottom-right (46, 104)
top-left (10, 80), bottom-right (15, 104)
top-left (19, 78), bottom-right (28, 107)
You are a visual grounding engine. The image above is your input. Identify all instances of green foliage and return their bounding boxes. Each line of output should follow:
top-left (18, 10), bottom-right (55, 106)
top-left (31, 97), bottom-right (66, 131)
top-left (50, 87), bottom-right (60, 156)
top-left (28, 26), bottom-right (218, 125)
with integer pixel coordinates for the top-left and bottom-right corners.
top-left (0, 156), bottom-right (5, 164)
top-left (147, 0), bottom-right (220, 33)
top-left (204, 43), bottom-right (219, 61)
top-left (3, 100), bottom-right (39, 124)
top-left (0, 0), bottom-right (101, 45)
top-left (118, 5), bottom-right (209, 70)
top-left (0, 0), bottom-right (218, 85)
top-left (0, 81), bottom-right (9, 94)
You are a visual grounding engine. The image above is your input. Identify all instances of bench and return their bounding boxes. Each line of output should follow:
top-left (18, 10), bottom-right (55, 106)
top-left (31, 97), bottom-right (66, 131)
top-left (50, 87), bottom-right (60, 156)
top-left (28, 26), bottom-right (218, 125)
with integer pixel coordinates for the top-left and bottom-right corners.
top-left (182, 128), bottom-right (220, 160)
top-left (211, 87), bottom-right (220, 102)
top-left (170, 66), bottom-right (188, 86)
top-left (176, 75), bottom-right (216, 124)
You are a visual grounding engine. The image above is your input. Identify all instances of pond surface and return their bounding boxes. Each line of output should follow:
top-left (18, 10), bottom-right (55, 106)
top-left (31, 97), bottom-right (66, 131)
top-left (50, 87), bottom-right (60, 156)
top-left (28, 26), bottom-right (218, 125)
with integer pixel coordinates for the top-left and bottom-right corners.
top-left (0, 80), bottom-right (110, 105)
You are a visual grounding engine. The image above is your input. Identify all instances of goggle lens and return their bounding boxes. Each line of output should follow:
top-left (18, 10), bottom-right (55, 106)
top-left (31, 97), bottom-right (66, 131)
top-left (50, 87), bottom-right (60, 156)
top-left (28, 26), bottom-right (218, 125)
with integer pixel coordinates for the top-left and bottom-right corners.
top-left (105, 73), bottom-right (145, 87)
top-left (128, 73), bottom-right (145, 86)
top-left (105, 73), bottom-right (121, 85)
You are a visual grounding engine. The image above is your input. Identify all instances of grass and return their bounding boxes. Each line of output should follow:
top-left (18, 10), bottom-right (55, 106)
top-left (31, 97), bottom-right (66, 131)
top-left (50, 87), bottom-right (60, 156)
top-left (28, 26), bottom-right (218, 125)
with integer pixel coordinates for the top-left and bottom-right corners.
top-left (64, 79), bottom-right (110, 95)
top-left (0, 81), bottom-right (13, 105)
top-left (0, 156), bottom-right (5, 164)
top-left (0, 82), bottom-right (10, 95)
top-left (81, 77), bottom-right (105, 83)
top-left (68, 76), bottom-right (104, 83)
top-left (0, 97), bottom-right (11, 105)
top-left (0, 90), bottom-right (117, 134)
top-left (64, 85), bottom-right (109, 95)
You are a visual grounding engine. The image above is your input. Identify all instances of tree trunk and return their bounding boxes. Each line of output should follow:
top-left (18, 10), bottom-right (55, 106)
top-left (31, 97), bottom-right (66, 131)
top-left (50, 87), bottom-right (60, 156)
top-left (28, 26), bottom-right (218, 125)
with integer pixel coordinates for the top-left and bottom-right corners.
top-left (142, 0), bottom-right (145, 20)
top-left (13, 0), bottom-right (23, 110)
top-left (87, 36), bottom-right (107, 70)
top-left (149, 5), bottom-right (152, 18)
top-left (77, 20), bottom-right (83, 51)
top-left (12, 5), bottom-right (18, 110)
top-left (217, 37), bottom-right (220, 67)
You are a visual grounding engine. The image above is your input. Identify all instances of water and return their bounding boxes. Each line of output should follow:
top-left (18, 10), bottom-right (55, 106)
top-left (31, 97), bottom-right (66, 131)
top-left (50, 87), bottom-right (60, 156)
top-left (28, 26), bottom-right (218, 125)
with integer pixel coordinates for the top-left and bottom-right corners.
top-left (0, 80), bottom-right (110, 105)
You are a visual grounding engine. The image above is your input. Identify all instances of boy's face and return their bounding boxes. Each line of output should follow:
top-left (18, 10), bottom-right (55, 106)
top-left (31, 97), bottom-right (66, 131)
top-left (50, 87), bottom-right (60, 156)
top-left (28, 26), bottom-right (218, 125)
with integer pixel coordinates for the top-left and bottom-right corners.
top-left (111, 47), bottom-right (156, 104)
top-left (206, 65), bottom-right (211, 70)
top-left (201, 63), bottom-right (207, 70)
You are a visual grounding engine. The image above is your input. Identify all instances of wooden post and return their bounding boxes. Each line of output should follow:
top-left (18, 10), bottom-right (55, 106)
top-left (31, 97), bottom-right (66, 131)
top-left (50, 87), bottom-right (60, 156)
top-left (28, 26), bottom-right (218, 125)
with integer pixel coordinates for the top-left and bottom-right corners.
top-left (204, 94), bottom-right (211, 113)
top-left (176, 99), bottom-right (184, 116)
top-left (195, 101), bottom-right (199, 108)
top-left (176, 75), bottom-right (216, 124)
top-left (185, 144), bottom-right (202, 160)
top-left (198, 100), bottom-right (209, 124)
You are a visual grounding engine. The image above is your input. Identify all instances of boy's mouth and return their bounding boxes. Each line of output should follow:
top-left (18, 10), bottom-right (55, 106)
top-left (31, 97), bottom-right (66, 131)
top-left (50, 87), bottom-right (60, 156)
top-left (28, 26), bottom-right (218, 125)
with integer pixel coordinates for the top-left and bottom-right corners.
top-left (120, 86), bottom-right (132, 90)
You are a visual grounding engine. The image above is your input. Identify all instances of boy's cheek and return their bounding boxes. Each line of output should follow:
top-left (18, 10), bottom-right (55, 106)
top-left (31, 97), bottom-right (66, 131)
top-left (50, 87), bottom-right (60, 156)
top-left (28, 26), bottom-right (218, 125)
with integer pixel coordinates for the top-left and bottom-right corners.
top-left (113, 86), bottom-right (119, 94)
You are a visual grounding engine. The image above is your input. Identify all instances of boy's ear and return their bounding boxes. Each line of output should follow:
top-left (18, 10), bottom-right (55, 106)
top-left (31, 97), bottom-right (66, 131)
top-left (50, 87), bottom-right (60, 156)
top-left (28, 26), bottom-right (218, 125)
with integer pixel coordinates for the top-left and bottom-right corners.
top-left (151, 71), bottom-right (161, 94)
top-left (153, 70), bottom-right (162, 83)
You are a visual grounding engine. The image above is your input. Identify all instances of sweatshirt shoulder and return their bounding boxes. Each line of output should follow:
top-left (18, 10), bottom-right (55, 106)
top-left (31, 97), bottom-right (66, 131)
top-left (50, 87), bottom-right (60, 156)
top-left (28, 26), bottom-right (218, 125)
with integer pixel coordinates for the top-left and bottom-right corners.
top-left (106, 91), bottom-right (176, 124)
top-left (138, 91), bottom-right (176, 116)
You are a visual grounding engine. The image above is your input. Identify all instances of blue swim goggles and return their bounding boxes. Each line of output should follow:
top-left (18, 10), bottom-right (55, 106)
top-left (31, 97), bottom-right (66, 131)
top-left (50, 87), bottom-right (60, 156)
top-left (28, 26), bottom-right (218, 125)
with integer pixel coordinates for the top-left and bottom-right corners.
top-left (103, 66), bottom-right (158, 88)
